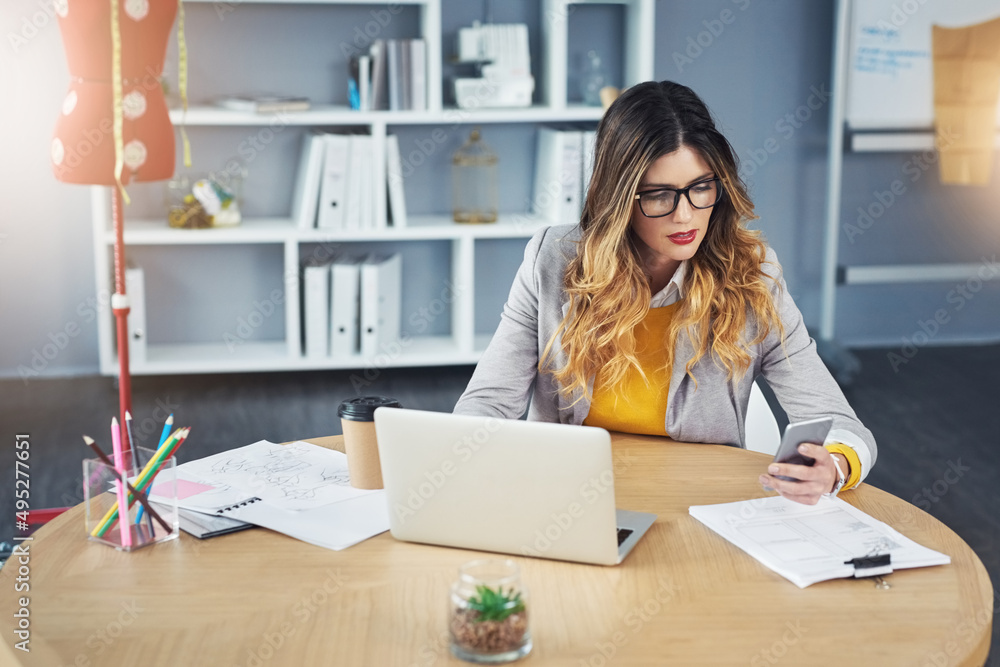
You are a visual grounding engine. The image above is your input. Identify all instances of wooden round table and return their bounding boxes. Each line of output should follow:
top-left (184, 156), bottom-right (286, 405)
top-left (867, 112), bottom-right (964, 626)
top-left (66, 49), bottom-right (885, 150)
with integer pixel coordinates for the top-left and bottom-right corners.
top-left (1, 434), bottom-right (992, 666)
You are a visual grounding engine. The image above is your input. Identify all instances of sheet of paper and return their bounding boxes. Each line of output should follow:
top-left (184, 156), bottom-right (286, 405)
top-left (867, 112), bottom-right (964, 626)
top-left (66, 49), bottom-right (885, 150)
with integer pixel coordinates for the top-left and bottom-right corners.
top-left (689, 495), bottom-right (950, 588)
top-left (177, 440), bottom-right (374, 511)
top-left (145, 442), bottom-right (391, 551)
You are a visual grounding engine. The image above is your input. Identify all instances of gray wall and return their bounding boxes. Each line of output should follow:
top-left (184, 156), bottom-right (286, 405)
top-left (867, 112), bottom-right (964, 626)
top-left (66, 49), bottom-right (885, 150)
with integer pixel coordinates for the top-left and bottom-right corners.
top-left (2, 0), bottom-right (997, 379)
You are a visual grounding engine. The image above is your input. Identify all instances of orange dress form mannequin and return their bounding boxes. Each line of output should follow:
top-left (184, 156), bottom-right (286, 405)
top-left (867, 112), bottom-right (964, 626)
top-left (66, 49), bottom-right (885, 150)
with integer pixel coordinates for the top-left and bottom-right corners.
top-left (53, 0), bottom-right (178, 455)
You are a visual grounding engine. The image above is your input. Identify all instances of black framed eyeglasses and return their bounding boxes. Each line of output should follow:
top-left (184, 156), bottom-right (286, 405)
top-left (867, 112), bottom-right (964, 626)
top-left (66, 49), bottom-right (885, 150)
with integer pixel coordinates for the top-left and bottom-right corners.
top-left (633, 178), bottom-right (723, 218)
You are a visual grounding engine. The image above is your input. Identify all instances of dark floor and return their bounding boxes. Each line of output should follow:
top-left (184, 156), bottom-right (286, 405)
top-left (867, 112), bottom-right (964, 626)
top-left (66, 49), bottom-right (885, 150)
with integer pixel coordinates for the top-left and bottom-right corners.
top-left (2, 344), bottom-right (998, 663)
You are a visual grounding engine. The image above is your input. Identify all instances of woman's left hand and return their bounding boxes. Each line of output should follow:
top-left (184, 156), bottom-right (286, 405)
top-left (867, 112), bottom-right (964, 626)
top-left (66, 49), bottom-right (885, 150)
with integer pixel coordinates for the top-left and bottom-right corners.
top-left (758, 443), bottom-right (838, 505)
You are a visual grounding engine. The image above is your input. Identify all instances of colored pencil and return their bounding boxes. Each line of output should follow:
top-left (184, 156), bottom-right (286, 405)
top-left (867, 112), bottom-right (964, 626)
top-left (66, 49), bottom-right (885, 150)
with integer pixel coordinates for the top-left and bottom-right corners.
top-left (110, 417), bottom-right (132, 547)
top-left (83, 436), bottom-right (171, 533)
top-left (136, 413), bottom-right (173, 525)
top-left (93, 427), bottom-right (188, 538)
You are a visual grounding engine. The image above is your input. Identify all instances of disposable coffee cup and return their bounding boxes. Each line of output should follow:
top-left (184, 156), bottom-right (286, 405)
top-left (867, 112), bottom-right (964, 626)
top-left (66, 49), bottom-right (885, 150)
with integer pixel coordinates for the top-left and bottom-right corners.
top-left (337, 396), bottom-right (402, 489)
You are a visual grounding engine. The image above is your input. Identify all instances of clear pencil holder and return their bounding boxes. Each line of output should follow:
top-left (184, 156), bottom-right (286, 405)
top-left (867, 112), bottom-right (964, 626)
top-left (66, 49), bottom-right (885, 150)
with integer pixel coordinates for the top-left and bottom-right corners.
top-left (83, 445), bottom-right (179, 551)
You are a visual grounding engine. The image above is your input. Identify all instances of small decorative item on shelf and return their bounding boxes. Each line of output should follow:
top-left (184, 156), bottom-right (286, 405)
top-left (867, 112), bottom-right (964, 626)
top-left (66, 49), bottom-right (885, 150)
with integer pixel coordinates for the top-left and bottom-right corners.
top-left (167, 161), bottom-right (246, 229)
top-left (449, 559), bottom-right (531, 664)
top-left (579, 50), bottom-right (608, 107)
top-left (452, 128), bottom-right (499, 224)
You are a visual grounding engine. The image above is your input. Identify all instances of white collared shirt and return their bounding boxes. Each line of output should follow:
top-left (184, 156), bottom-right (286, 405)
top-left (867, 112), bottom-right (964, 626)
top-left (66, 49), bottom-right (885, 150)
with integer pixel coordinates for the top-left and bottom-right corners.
top-left (649, 260), bottom-right (688, 308)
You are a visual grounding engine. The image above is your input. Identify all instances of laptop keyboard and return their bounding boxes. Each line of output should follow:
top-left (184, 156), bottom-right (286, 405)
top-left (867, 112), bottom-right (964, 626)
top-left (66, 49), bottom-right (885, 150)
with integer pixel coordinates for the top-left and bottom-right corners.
top-left (616, 528), bottom-right (634, 547)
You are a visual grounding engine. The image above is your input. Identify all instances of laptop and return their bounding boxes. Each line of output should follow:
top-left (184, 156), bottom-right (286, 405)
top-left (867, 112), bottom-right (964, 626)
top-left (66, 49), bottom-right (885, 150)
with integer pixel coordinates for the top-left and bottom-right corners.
top-left (373, 408), bottom-right (656, 566)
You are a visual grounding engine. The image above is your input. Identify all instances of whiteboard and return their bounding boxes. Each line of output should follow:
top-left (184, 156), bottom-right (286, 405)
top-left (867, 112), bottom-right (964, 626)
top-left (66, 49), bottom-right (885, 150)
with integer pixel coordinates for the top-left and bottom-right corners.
top-left (846, 0), bottom-right (1000, 129)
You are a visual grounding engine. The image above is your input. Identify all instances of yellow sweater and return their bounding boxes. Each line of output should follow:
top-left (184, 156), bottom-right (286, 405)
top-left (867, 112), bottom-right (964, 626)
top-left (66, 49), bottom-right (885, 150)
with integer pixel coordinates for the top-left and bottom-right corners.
top-left (582, 302), bottom-right (863, 490)
top-left (583, 303), bottom-right (678, 436)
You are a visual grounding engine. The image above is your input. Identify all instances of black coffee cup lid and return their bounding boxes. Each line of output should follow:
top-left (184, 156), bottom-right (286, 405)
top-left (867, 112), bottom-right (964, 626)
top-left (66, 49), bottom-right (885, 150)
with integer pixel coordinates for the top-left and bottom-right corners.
top-left (337, 396), bottom-right (402, 421)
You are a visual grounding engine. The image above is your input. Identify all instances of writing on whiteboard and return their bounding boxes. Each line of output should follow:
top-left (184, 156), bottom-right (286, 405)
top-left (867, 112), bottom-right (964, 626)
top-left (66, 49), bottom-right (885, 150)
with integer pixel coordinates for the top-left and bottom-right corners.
top-left (854, 44), bottom-right (929, 79)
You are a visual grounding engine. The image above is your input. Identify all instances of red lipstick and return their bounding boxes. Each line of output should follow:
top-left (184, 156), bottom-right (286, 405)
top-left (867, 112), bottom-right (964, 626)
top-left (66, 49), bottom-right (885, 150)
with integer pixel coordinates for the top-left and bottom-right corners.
top-left (668, 230), bottom-right (697, 245)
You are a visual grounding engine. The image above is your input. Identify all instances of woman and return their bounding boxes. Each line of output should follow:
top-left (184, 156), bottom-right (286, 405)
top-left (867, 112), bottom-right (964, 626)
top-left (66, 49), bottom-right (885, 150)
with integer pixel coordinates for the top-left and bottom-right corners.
top-left (454, 81), bottom-right (876, 505)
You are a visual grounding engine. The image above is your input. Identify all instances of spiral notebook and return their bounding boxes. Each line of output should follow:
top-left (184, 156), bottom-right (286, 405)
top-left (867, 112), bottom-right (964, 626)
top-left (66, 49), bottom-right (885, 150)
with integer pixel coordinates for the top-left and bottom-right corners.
top-left (148, 441), bottom-right (390, 551)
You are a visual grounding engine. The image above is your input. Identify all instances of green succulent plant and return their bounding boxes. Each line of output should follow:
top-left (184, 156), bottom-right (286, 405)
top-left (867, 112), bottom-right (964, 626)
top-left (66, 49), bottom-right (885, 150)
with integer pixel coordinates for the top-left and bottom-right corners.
top-left (467, 585), bottom-right (525, 623)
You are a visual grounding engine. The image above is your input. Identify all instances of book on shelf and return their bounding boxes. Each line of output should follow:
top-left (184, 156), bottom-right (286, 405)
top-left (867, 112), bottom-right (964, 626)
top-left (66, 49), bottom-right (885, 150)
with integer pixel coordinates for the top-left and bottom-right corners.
top-left (385, 134), bottom-right (408, 228)
top-left (533, 127), bottom-right (584, 224)
top-left (216, 95), bottom-right (311, 113)
top-left (360, 253), bottom-right (402, 359)
top-left (387, 39), bottom-right (402, 112)
top-left (358, 55), bottom-right (371, 112)
top-left (370, 40), bottom-right (388, 111)
top-left (362, 38), bottom-right (426, 111)
top-left (410, 40), bottom-right (427, 112)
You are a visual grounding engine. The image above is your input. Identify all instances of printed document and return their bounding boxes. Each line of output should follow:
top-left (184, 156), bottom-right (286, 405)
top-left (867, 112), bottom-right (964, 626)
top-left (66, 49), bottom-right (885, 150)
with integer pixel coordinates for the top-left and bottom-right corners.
top-left (689, 495), bottom-right (950, 588)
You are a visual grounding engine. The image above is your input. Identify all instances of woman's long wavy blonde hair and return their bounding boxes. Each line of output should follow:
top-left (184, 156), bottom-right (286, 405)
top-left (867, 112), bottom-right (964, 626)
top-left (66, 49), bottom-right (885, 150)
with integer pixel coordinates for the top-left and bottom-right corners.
top-left (540, 81), bottom-right (784, 401)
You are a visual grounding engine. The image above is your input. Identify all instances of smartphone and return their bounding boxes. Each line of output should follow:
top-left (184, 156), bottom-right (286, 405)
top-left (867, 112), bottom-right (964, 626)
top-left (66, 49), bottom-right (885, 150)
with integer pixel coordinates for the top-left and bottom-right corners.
top-left (771, 417), bottom-right (832, 481)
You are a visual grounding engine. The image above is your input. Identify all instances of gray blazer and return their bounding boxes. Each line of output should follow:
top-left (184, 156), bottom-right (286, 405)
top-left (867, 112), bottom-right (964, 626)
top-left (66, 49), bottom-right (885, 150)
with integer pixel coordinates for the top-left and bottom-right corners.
top-left (454, 224), bottom-right (877, 481)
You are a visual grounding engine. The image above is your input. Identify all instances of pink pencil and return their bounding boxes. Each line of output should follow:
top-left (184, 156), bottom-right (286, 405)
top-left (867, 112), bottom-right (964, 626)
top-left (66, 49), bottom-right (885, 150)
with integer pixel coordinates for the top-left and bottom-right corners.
top-left (111, 417), bottom-right (132, 547)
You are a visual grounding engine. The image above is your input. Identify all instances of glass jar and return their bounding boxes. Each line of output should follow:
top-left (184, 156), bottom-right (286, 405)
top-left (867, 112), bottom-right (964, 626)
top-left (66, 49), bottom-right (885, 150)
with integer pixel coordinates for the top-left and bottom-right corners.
top-left (579, 50), bottom-right (607, 107)
top-left (166, 159), bottom-right (246, 229)
top-left (449, 559), bottom-right (531, 664)
top-left (452, 128), bottom-right (499, 224)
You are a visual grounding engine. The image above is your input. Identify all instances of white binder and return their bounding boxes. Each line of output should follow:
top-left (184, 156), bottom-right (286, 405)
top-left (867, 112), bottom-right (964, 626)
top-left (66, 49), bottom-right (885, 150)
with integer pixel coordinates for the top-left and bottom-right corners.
top-left (330, 256), bottom-right (363, 358)
top-left (291, 131), bottom-right (326, 230)
top-left (355, 135), bottom-right (375, 230)
top-left (344, 135), bottom-right (368, 231)
top-left (303, 262), bottom-right (331, 358)
top-left (532, 128), bottom-right (583, 224)
top-left (360, 253), bottom-right (402, 359)
top-left (386, 135), bottom-right (407, 228)
top-left (317, 134), bottom-right (350, 230)
top-left (124, 265), bottom-right (147, 365)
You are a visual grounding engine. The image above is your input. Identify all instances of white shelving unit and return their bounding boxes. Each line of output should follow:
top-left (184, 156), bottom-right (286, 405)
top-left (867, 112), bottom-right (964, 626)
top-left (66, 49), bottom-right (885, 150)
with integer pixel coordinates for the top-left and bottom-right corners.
top-left (92, 0), bottom-right (656, 376)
